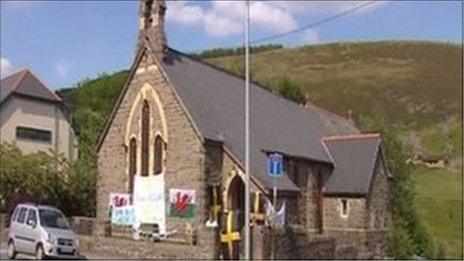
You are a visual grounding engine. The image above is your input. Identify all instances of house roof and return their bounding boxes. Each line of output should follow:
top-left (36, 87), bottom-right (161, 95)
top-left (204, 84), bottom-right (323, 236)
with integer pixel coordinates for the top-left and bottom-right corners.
top-left (322, 134), bottom-right (382, 196)
top-left (0, 69), bottom-right (61, 105)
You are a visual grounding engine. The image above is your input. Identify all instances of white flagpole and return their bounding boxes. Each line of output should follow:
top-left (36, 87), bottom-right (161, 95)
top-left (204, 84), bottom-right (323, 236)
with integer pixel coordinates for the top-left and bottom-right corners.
top-left (244, 0), bottom-right (251, 260)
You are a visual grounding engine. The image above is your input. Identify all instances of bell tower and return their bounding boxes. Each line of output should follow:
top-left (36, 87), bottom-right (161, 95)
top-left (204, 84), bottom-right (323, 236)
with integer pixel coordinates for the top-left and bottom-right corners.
top-left (137, 0), bottom-right (167, 60)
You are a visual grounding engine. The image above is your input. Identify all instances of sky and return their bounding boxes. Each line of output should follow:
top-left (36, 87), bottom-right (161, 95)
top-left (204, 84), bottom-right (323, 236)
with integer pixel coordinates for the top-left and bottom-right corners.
top-left (0, 0), bottom-right (462, 89)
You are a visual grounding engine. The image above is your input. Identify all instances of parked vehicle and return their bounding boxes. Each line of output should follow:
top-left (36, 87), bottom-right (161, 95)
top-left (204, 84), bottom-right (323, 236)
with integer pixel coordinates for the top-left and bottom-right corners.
top-left (7, 203), bottom-right (79, 259)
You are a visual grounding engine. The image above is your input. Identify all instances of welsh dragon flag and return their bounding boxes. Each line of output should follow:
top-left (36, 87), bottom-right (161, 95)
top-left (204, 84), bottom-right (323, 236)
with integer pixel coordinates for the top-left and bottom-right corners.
top-left (169, 189), bottom-right (196, 218)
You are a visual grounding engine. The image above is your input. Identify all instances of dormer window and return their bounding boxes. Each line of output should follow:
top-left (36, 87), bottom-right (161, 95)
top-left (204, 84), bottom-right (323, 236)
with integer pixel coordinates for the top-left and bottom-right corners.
top-left (340, 199), bottom-right (348, 218)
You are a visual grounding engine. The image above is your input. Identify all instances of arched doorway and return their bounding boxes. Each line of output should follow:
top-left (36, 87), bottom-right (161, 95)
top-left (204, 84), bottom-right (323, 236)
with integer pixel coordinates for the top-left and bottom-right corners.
top-left (227, 175), bottom-right (245, 212)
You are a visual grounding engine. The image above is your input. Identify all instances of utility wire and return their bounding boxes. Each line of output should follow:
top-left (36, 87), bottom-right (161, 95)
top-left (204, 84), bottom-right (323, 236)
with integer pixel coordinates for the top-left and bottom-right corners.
top-left (250, 1), bottom-right (377, 44)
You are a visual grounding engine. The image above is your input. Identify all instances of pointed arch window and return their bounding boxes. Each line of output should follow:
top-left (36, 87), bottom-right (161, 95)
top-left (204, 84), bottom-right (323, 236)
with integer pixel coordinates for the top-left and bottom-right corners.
top-left (141, 100), bottom-right (150, 176)
top-left (154, 135), bottom-right (164, 175)
top-left (129, 138), bottom-right (137, 194)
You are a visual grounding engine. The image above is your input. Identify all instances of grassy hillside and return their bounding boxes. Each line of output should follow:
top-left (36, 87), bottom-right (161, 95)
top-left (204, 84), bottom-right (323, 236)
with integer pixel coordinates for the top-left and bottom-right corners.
top-left (413, 167), bottom-right (463, 258)
top-left (207, 41), bottom-right (462, 129)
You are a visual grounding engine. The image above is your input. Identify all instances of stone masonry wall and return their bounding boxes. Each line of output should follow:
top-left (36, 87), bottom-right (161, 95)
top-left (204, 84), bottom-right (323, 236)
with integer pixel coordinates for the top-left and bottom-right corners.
top-left (78, 228), bottom-right (216, 259)
top-left (323, 197), bottom-right (367, 230)
top-left (321, 153), bottom-right (391, 258)
top-left (367, 155), bottom-right (391, 231)
top-left (97, 50), bottom-right (206, 237)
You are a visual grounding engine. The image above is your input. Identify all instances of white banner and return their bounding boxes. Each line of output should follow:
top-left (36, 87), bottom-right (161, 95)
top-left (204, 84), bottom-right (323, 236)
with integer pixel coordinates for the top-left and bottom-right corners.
top-left (133, 174), bottom-right (166, 234)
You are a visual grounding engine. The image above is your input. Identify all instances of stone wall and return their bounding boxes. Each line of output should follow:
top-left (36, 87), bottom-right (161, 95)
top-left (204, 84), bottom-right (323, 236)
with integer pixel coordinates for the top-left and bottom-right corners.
top-left (97, 50), bottom-right (206, 236)
top-left (273, 226), bottom-right (338, 259)
top-left (78, 227), bottom-right (216, 259)
top-left (288, 161), bottom-right (331, 231)
top-left (320, 152), bottom-right (391, 258)
top-left (323, 197), bottom-right (367, 230)
top-left (69, 216), bottom-right (95, 236)
top-left (366, 155), bottom-right (391, 230)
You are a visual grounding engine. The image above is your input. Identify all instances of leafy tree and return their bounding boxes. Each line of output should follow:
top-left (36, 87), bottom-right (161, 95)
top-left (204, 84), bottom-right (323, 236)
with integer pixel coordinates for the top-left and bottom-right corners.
top-left (0, 143), bottom-right (96, 217)
top-left (277, 77), bottom-right (307, 104)
top-left (359, 114), bottom-right (434, 259)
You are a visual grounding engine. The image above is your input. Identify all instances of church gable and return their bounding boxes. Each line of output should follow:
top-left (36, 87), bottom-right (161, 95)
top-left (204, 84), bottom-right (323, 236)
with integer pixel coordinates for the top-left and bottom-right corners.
top-left (97, 48), bottom-right (205, 227)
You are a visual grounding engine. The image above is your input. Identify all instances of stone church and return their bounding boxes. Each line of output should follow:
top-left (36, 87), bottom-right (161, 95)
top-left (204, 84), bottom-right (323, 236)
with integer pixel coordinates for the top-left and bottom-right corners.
top-left (96, 0), bottom-right (392, 259)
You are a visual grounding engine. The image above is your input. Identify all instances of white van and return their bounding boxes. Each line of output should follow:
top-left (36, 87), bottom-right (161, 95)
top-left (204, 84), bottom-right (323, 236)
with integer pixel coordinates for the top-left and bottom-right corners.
top-left (7, 203), bottom-right (79, 259)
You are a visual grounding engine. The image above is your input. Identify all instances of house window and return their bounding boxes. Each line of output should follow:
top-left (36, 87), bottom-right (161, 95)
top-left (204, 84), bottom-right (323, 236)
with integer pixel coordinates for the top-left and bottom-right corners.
top-left (141, 100), bottom-right (150, 176)
top-left (129, 138), bottom-right (137, 194)
top-left (16, 127), bottom-right (52, 143)
top-left (340, 199), bottom-right (348, 218)
top-left (153, 135), bottom-right (163, 175)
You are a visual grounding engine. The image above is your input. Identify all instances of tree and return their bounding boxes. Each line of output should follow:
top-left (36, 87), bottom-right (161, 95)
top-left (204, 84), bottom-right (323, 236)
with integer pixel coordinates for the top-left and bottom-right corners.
top-left (0, 143), bottom-right (96, 217)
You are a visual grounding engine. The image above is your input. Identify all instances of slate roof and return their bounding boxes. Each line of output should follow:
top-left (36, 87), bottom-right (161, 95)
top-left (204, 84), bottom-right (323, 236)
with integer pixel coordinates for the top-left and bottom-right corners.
top-left (322, 134), bottom-right (382, 196)
top-left (160, 49), bottom-right (359, 192)
top-left (0, 69), bottom-right (61, 105)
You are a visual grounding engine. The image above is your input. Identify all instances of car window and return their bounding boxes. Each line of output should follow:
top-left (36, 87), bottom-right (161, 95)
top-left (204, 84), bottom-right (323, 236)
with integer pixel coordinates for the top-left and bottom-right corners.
top-left (39, 209), bottom-right (70, 229)
top-left (11, 208), bottom-right (19, 222)
top-left (26, 209), bottom-right (37, 225)
top-left (17, 208), bottom-right (27, 224)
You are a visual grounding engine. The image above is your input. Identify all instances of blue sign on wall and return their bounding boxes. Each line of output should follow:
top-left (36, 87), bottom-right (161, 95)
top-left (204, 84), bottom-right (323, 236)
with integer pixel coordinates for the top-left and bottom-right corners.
top-left (268, 153), bottom-right (283, 179)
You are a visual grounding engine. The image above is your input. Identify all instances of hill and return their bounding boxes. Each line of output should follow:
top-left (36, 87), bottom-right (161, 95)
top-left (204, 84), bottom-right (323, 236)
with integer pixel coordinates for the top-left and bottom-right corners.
top-left (206, 41), bottom-right (462, 129)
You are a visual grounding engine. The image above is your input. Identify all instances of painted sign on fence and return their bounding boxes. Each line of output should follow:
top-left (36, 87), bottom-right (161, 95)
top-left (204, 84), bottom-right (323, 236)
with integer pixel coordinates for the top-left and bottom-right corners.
top-left (133, 174), bottom-right (166, 234)
top-left (111, 205), bottom-right (136, 226)
top-left (169, 189), bottom-right (196, 218)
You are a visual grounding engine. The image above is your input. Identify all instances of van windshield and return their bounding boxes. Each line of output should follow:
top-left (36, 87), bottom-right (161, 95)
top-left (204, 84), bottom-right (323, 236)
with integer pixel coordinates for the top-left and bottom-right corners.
top-left (39, 209), bottom-right (70, 229)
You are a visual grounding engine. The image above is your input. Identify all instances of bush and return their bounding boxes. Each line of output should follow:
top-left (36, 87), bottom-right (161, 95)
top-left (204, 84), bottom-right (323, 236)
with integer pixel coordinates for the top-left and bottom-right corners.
top-left (0, 143), bottom-right (95, 217)
top-left (277, 77), bottom-right (307, 104)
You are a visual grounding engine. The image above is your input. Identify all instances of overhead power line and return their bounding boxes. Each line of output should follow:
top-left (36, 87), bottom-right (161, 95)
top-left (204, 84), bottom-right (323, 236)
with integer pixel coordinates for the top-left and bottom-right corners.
top-left (251, 1), bottom-right (377, 44)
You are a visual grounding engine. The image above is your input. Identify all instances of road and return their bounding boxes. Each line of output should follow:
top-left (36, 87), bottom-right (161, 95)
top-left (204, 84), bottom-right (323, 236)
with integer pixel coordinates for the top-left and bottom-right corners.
top-left (0, 248), bottom-right (127, 260)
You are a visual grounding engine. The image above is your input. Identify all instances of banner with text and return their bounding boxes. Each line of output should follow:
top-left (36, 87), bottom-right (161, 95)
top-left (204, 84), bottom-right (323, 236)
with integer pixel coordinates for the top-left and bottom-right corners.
top-left (133, 174), bottom-right (166, 234)
top-left (111, 205), bottom-right (136, 226)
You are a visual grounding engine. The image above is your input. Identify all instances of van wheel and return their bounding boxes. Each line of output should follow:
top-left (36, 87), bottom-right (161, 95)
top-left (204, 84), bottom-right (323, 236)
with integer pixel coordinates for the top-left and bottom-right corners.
top-left (7, 240), bottom-right (16, 259)
top-left (35, 244), bottom-right (45, 260)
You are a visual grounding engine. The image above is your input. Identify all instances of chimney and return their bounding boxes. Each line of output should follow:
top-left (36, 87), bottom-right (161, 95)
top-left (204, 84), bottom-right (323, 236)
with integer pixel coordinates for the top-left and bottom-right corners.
top-left (137, 0), bottom-right (167, 60)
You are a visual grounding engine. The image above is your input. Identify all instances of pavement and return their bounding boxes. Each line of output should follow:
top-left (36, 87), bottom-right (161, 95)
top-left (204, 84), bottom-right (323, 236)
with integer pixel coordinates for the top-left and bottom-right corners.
top-left (0, 248), bottom-right (127, 260)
